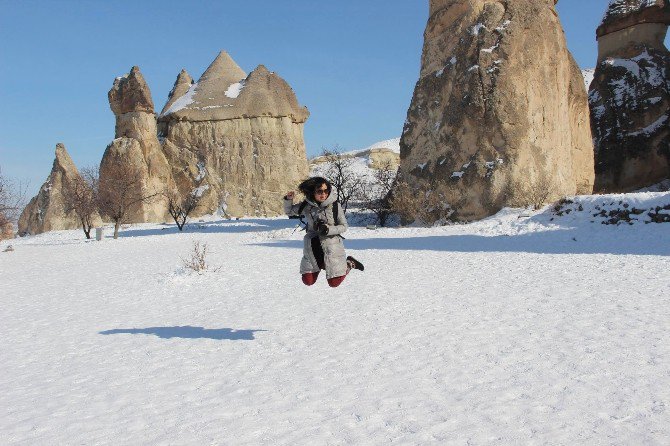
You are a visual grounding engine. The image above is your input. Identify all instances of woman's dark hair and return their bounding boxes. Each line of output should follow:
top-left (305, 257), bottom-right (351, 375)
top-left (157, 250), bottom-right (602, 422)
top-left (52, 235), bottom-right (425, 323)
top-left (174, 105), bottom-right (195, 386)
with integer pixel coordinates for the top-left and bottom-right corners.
top-left (298, 177), bottom-right (332, 201)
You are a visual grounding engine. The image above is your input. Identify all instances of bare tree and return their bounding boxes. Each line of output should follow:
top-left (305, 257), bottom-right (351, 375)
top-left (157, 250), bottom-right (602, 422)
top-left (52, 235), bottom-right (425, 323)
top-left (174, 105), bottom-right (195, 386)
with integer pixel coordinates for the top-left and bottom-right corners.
top-left (0, 167), bottom-right (26, 239)
top-left (508, 174), bottom-right (555, 211)
top-left (97, 163), bottom-right (157, 239)
top-left (62, 166), bottom-right (99, 239)
top-left (164, 186), bottom-right (203, 231)
top-left (390, 178), bottom-right (454, 226)
top-left (319, 147), bottom-right (365, 214)
top-left (360, 162), bottom-right (397, 226)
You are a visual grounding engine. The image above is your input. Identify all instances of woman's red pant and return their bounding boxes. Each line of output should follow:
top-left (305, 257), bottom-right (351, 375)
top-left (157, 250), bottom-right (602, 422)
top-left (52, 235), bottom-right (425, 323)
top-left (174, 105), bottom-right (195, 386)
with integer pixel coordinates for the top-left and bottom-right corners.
top-left (302, 271), bottom-right (346, 288)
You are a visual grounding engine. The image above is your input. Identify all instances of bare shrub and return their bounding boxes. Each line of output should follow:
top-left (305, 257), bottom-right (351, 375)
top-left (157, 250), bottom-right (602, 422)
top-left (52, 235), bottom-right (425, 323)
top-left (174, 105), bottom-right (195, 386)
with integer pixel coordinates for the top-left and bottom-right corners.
top-left (165, 187), bottom-right (203, 231)
top-left (62, 166), bottom-right (99, 239)
top-left (0, 167), bottom-right (26, 221)
top-left (97, 163), bottom-right (157, 239)
top-left (359, 162), bottom-right (397, 226)
top-left (319, 147), bottom-right (366, 214)
top-left (182, 240), bottom-right (209, 273)
top-left (0, 212), bottom-right (13, 241)
top-left (390, 178), bottom-right (454, 226)
top-left (514, 174), bottom-right (555, 210)
top-left (0, 167), bottom-right (26, 239)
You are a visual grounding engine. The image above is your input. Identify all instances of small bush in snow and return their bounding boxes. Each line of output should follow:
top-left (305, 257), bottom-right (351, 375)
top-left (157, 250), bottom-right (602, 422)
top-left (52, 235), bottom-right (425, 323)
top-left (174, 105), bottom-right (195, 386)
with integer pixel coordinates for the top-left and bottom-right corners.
top-left (391, 179), bottom-right (454, 226)
top-left (182, 241), bottom-right (209, 273)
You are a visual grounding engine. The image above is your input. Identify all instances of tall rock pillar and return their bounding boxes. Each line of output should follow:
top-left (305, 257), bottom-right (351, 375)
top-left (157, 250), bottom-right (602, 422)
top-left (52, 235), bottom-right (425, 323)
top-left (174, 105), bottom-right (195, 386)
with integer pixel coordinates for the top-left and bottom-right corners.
top-left (589, 0), bottom-right (670, 192)
top-left (399, 0), bottom-right (594, 221)
top-left (100, 66), bottom-right (172, 222)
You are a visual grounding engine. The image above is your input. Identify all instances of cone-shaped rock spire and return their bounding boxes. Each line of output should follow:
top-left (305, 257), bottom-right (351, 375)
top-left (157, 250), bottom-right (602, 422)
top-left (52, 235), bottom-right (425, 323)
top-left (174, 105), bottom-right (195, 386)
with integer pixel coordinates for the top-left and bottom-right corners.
top-left (159, 51), bottom-right (308, 123)
top-left (199, 51), bottom-right (246, 84)
top-left (18, 143), bottom-right (98, 235)
top-left (160, 69), bottom-right (194, 116)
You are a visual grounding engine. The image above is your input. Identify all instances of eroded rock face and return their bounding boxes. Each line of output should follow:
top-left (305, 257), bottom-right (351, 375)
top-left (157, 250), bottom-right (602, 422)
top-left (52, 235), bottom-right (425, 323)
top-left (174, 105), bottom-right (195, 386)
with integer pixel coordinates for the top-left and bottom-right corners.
top-left (589, 0), bottom-right (670, 192)
top-left (101, 66), bottom-right (172, 222)
top-left (18, 144), bottom-right (90, 235)
top-left (399, 0), bottom-right (594, 221)
top-left (158, 52), bottom-right (310, 216)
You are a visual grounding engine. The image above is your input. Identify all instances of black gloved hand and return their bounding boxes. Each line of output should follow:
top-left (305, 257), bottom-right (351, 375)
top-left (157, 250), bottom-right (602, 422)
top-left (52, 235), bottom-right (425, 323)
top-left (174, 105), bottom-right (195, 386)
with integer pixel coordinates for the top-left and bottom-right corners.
top-left (317, 222), bottom-right (329, 236)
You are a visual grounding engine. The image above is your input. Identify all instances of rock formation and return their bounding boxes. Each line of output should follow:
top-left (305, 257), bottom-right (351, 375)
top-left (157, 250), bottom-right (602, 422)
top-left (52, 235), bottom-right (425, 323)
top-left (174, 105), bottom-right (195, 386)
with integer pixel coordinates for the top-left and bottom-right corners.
top-left (159, 69), bottom-right (194, 116)
top-left (589, 0), bottom-right (670, 192)
top-left (101, 66), bottom-right (172, 222)
top-left (310, 138), bottom-right (401, 171)
top-left (399, 0), bottom-right (594, 221)
top-left (18, 143), bottom-right (97, 235)
top-left (158, 51), bottom-right (310, 216)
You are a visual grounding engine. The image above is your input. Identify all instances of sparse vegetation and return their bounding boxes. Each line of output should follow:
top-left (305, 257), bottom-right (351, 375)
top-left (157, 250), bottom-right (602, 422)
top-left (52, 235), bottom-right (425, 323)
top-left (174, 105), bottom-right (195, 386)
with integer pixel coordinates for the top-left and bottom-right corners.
top-left (165, 187), bottom-right (203, 231)
top-left (390, 178), bottom-right (454, 226)
top-left (182, 240), bottom-right (210, 273)
top-left (319, 147), bottom-right (365, 214)
top-left (517, 175), bottom-right (555, 210)
top-left (97, 162), bottom-right (158, 239)
top-left (62, 166), bottom-right (99, 239)
top-left (359, 161), bottom-right (397, 227)
top-left (0, 167), bottom-right (26, 240)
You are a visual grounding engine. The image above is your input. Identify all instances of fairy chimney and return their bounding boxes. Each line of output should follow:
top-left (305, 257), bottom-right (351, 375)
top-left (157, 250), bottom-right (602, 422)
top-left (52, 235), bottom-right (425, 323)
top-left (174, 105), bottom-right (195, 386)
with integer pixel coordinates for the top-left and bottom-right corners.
top-left (158, 51), bottom-right (310, 217)
top-left (18, 144), bottom-right (101, 235)
top-left (100, 66), bottom-right (172, 222)
top-left (589, 0), bottom-right (670, 192)
top-left (399, 0), bottom-right (594, 221)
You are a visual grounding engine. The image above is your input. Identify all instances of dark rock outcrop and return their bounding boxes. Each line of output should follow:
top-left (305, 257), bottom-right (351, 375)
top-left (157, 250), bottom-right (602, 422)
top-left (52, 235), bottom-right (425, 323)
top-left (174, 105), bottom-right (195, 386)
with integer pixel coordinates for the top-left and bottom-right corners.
top-left (589, 0), bottom-right (670, 192)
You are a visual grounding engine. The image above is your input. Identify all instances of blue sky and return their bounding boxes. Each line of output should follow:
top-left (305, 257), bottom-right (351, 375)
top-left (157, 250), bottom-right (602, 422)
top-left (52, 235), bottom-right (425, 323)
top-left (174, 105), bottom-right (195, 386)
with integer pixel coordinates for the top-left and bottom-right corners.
top-left (0, 0), bottom-right (666, 194)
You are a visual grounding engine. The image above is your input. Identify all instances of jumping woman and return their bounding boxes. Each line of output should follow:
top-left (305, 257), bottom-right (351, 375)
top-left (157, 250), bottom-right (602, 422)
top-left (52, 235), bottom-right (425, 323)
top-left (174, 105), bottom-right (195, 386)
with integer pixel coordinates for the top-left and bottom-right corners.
top-left (284, 177), bottom-right (364, 287)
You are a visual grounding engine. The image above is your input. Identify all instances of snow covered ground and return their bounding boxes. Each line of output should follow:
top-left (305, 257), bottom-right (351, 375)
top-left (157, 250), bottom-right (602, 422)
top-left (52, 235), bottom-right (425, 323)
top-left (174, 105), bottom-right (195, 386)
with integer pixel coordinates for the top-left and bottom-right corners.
top-left (2, 191), bottom-right (670, 445)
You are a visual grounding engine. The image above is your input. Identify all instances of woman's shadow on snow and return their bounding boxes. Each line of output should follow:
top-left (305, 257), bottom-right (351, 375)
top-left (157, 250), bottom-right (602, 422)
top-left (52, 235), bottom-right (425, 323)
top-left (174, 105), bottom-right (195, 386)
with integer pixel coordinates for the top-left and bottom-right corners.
top-left (99, 326), bottom-right (265, 340)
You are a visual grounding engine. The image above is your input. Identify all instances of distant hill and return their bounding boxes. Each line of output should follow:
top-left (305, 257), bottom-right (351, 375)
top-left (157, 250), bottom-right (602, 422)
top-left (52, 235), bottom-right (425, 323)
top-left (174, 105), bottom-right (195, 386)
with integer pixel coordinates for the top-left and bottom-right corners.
top-left (310, 138), bottom-right (400, 181)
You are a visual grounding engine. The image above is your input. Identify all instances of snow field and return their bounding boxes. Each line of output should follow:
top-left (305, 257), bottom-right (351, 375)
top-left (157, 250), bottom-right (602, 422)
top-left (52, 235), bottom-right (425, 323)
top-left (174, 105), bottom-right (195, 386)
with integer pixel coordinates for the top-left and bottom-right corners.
top-left (1, 198), bottom-right (670, 444)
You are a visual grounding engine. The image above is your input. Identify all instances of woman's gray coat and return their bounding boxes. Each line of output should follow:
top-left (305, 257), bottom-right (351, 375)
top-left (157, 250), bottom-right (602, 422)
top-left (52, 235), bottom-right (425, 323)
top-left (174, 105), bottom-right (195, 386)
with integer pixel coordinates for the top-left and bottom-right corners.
top-left (284, 189), bottom-right (348, 279)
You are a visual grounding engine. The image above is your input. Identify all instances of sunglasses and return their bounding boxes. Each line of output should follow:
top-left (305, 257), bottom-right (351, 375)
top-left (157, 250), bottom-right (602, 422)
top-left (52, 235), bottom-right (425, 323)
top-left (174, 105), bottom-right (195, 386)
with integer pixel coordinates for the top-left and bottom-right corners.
top-left (315, 188), bottom-right (329, 195)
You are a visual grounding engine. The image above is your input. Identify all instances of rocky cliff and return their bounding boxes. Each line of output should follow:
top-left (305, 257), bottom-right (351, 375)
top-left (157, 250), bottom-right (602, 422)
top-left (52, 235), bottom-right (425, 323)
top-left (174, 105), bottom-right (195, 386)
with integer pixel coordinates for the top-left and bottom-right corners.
top-left (18, 144), bottom-right (94, 235)
top-left (589, 0), bottom-right (670, 192)
top-left (399, 0), bottom-right (594, 221)
top-left (158, 52), bottom-right (310, 217)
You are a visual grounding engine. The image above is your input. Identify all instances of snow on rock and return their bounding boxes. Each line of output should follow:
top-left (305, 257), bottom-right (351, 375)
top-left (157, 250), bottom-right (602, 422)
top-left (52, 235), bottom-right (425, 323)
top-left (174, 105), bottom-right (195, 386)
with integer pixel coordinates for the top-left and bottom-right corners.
top-left (357, 137), bottom-right (401, 155)
top-left (162, 82), bottom-right (198, 115)
top-left (549, 188), bottom-right (670, 225)
top-left (309, 137), bottom-right (401, 181)
top-left (224, 80), bottom-right (245, 99)
top-left (602, 0), bottom-right (660, 23)
top-left (582, 68), bottom-right (595, 89)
